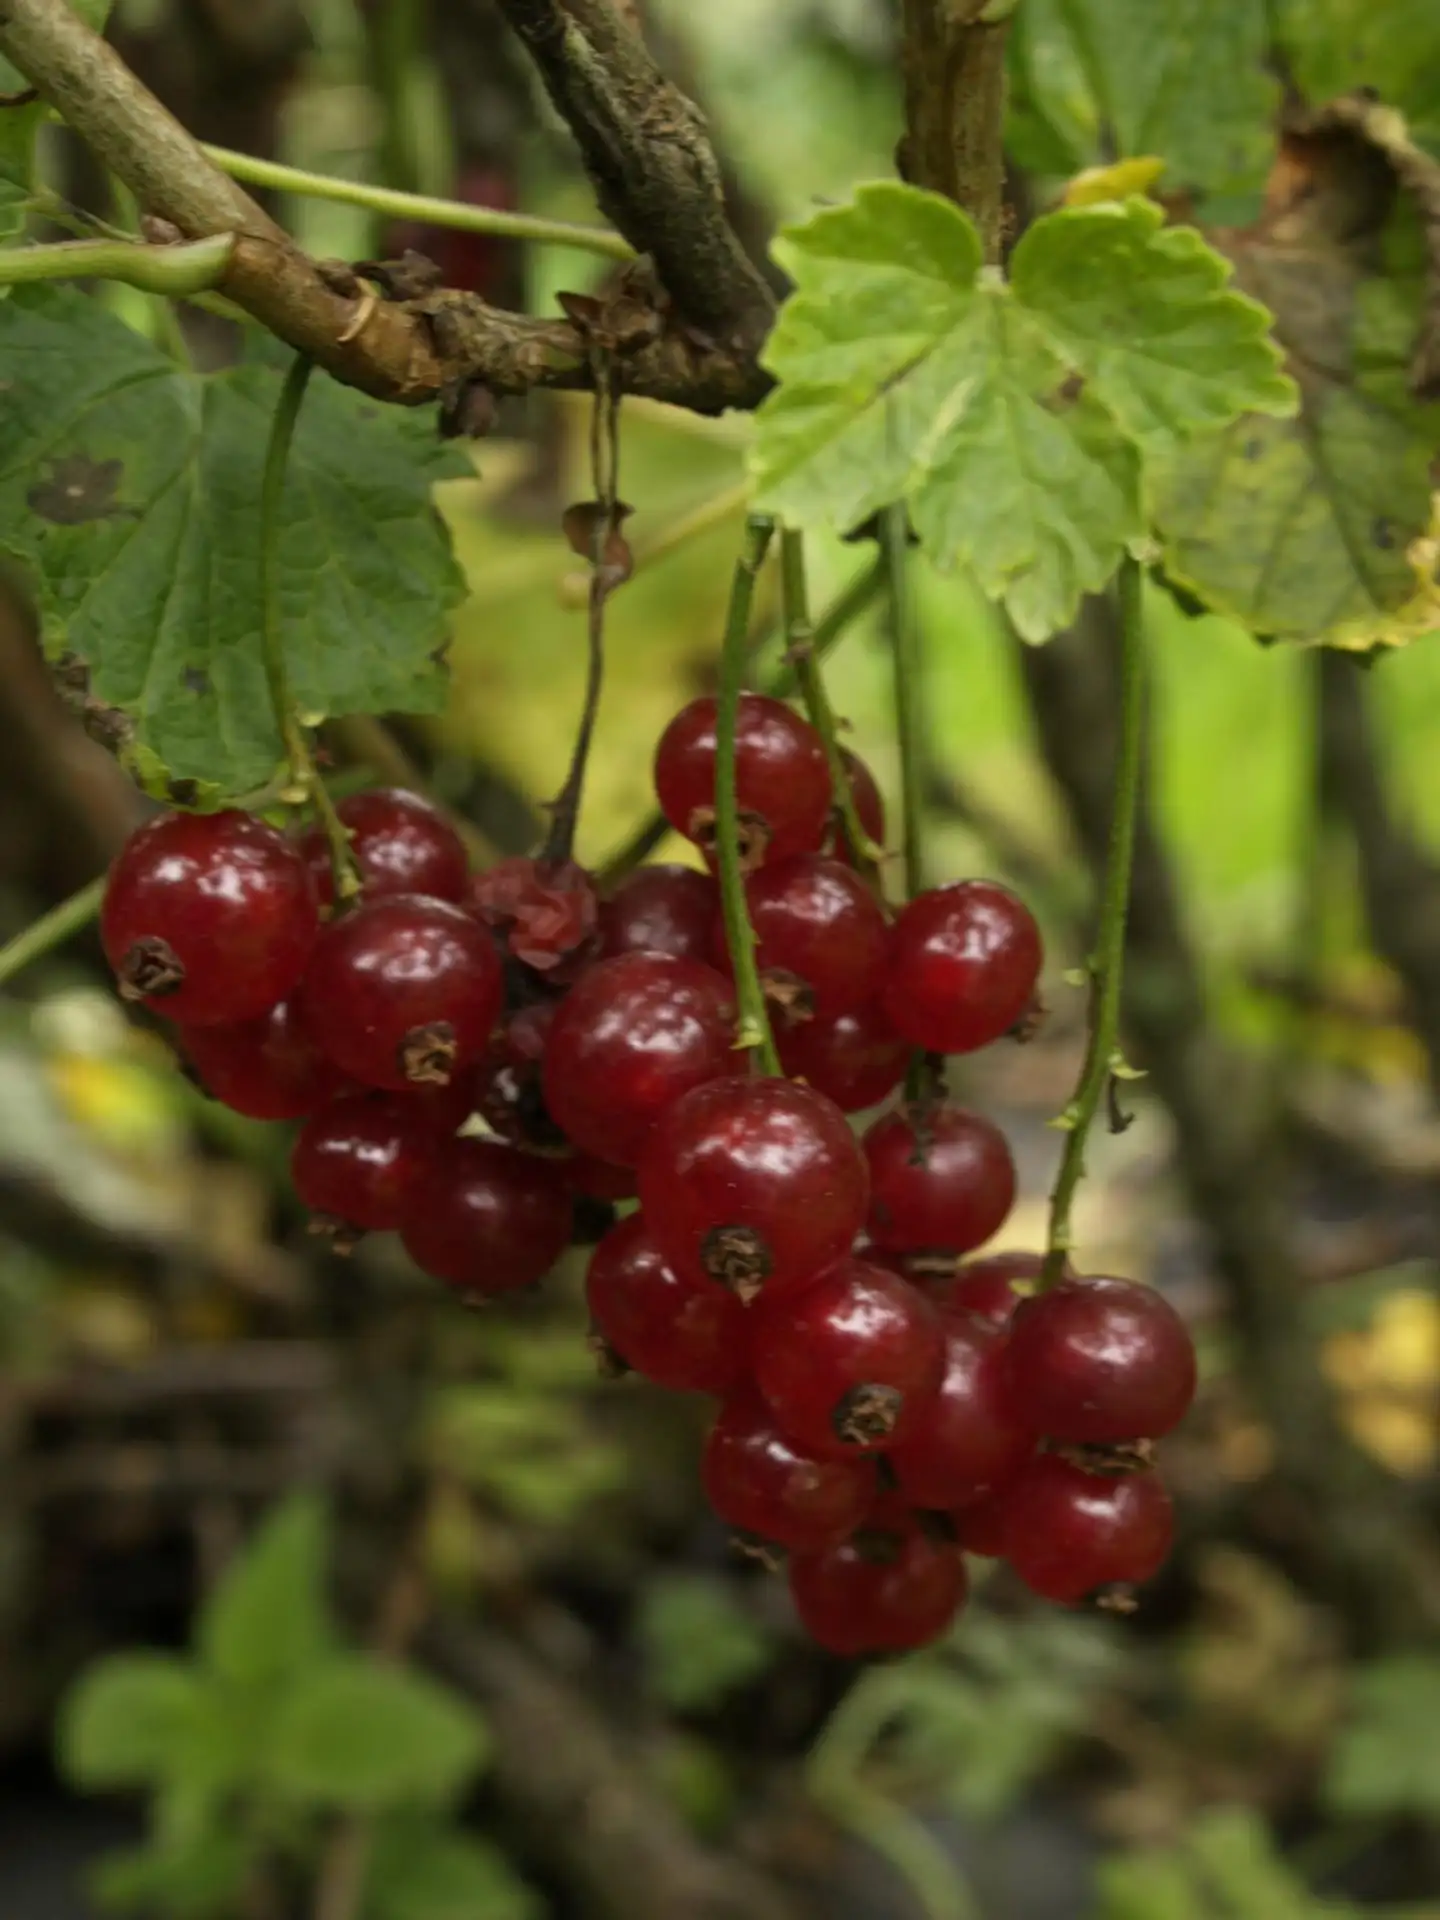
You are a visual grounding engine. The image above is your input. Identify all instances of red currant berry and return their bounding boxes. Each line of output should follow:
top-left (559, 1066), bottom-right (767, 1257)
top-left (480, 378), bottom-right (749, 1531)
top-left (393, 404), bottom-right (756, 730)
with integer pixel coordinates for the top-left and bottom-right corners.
top-left (102, 809), bottom-right (318, 1025)
top-left (654, 694), bottom-right (831, 867)
top-left (838, 747), bottom-right (885, 861)
top-left (475, 1001), bottom-right (565, 1150)
top-left (585, 1212), bottom-right (748, 1394)
top-left (702, 1390), bottom-right (875, 1552)
top-left (565, 1153), bottom-right (638, 1203)
top-left (400, 1137), bottom-right (572, 1296)
top-left (297, 893), bottom-right (503, 1093)
top-left (881, 881), bottom-right (1042, 1055)
top-left (714, 855), bottom-right (889, 1021)
top-left (470, 857), bottom-right (598, 974)
top-left (1004, 1275), bottom-right (1197, 1444)
top-left (292, 1090), bottom-right (449, 1234)
top-left (300, 788), bottom-right (469, 909)
top-left (1000, 1455), bottom-right (1175, 1602)
top-left (952, 1484), bottom-right (1012, 1557)
top-left (777, 1000), bottom-right (908, 1113)
top-left (863, 1104), bottom-right (1016, 1256)
top-left (639, 1077), bottom-right (868, 1304)
top-left (788, 1512), bottom-right (967, 1654)
top-left (542, 951), bottom-right (738, 1166)
top-left (599, 863), bottom-right (718, 964)
top-left (929, 1250), bottom-right (1045, 1327)
top-left (178, 998), bottom-right (348, 1120)
top-left (751, 1258), bottom-right (943, 1458)
top-left (886, 1318), bottom-right (1036, 1507)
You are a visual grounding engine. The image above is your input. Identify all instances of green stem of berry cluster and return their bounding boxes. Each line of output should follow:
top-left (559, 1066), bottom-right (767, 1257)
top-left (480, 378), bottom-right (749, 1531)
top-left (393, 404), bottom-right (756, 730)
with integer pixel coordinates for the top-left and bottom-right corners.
top-left (0, 873), bottom-right (106, 990)
top-left (779, 529), bottom-right (884, 878)
top-left (259, 355), bottom-right (361, 898)
top-left (716, 512), bottom-right (782, 1075)
top-left (881, 504), bottom-right (926, 903)
top-left (203, 144), bottom-right (633, 261)
top-left (0, 231), bottom-right (234, 293)
top-left (1041, 555), bottom-right (1147, 1287)
top-left (595, 555), bottom-right (886, 885)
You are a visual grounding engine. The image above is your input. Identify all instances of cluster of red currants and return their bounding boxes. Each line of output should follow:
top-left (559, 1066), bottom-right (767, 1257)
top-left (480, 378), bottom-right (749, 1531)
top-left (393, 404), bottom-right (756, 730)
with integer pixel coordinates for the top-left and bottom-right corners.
top-left (98, 690), bottom-right (1196, 1656)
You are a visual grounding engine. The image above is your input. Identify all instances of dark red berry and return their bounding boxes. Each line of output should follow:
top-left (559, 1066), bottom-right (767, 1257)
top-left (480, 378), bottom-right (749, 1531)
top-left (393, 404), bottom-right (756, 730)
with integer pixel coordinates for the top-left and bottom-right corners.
top-left (714, 854), bottom-right (889, 1020)
top-left (297, 892), bottom-right (503, 1093)
top-left (178, 998), bottom-right (348, 1120)
top-left (751, 1257), bottom-right (944, 1458)
top-left (599, 864), bottom-right (718, 963)
top-left (400, 1137), bottom-right (572, 1296)
top-left (886, 1318), bottom-right (1036, 1507)
top-left (863, 1104), bottom-right (1016, 1256)
top-left (384, 163), bottom-right (516, 301)
top-left (565, 1153), bottom-right (638, 1203)
top-left (102, 809), bottom-right (319, 1025)
top-left (654, 693), bottom-right (831, 867)
top-left (475, 1001), bottom-right (564, 1150)
top-left (777, 1000), bottom-right (908, 1113)
top-left (1000, 1455), bottom-right (1175, 1602)
top-left (702, 1390), bottom-right (875, 1552)
top-left (292, 1090), bottom-right (449, 1233)
top-left (470, 857), bottom-right (599, 974)
top-left (1004, 1275), bottom-right (1197, 1444)
top-left (788, 1512), bottom-right (967, 1654)
top-left (952, 1485), bottom-right (1012, 1557)
top-left (930, 1251), bottom-right (1045, 1327)
top-left (838, 747), bottom-right (885, 861)
top-left (639, 1077), bottom-right (868, 1304)
top-left (300, 788), bottom-right (469, 909)
top-left (881, 881), bottom-right (1042, 1054)
top-left (585, 1213), bottom-right (749, 1394)
top-left (542, 952), bottom-right (738, 1166)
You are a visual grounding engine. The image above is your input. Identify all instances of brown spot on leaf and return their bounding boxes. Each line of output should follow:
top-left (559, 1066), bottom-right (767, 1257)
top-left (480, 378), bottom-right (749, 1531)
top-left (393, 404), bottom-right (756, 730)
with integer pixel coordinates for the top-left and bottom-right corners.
top-left (28, 454), bottom-right (127, 526)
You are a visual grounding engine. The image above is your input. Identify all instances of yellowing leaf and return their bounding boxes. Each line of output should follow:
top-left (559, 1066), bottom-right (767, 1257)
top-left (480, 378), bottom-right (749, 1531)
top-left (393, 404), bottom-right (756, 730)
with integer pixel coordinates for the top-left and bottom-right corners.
top-left (1063, 157), bottom-right (1166, 206)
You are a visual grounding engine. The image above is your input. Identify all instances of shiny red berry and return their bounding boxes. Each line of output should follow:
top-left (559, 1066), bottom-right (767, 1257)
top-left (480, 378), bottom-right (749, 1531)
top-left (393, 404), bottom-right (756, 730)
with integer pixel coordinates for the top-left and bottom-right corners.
top-left (886, 1318), bottom-right (1036, 1507)
top-left (639, 1077), bottom-right (868, 1304)
top-left (928, 1251), bottom-right (1045, 1327)
top-left (654, 693), bottom-right (831, 866)
top-left (291, 1090), bottom-right (448, 1234)
top-left (788, 1512), bottom-right (967, 1655)
top-left (297, 892), bottom-right (503, 1093)
top-left (400, 1137), bottom-right (572, 1296)
top-left (863, 1104), bottom-right (1016, 1256)
top-left (178, 998), bottom-right (348, 1120)
top-left (599, 864), bottom-right (718, 964)
top-left (714, 855), bottom-right (889, 1020)
top-left (102, 809), bottom-right (319, 1025)
top-left (1004, 1275), bottom-right (1197, 1444)
top-left (300, 788), bottom-right (469, 909)
top-left (1000, 1455), bottom-right (1175, 1602)
top-left (881, 881), bottom-right (1042, 1054)
top-left (702, 1390), bottom-right (875, 1552)
top-left (776, 1000), bottom-right (908, 1113)
top-left (470, 856), bottom-right (599, 974)
top-left (585, 1212), bottom-right (748, 1394)
top-left (751, 1258), bottom-right (944, 1458)
top-left (542, 952), bottom-right (738, 1167)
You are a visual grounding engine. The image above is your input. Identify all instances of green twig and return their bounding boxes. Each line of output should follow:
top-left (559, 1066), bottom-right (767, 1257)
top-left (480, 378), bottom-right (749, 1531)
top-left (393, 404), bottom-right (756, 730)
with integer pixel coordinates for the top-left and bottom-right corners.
top-left (0, 876), bottom-right (107, 990)
top-left (0, 232), bottom-right (233, 292)
top-left (595, 557), bottom-right (885, 886)
top-left (882, 505), bottom-right (925, 901)
top-left (202, 144), bottom-right (633, 261)
top-left (1042, 556), bottom-right (1147, 1286)
top-left (259, 356), bottom-right (359, 897)
top-left (716, 513), bottom-right (780, 1073)
top-left (780, 528), bottom-right (884, 877)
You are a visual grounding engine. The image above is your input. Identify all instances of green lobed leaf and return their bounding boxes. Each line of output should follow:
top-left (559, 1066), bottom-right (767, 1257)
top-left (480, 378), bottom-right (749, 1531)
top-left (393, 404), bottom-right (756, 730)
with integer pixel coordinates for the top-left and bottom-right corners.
top-left (751, 181), bottom-right (1293, 640)
top-left (58, 1653), bottom-right (211, 1789)
top-left (366, 1821), bottom-right (541, 1920)
top-left (269, 1654), bottom-right (489, 1812)
top-left (197, 1490), bottom-right (335, 1690)
top-left (1325, 1656), bottom-right (1440, 1820)
top-left (0, 286), bottom-right (466, 802)
top-left (1152, 210), bottom-right (1440, 646)
top-left (91, 1830), bottom-right (254, 1920)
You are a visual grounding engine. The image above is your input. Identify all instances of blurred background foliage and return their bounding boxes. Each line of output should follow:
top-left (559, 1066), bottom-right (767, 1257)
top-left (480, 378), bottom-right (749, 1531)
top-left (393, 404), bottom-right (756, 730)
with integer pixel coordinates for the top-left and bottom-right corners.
top-left (0, 1), bottom-right (1437, 1918)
